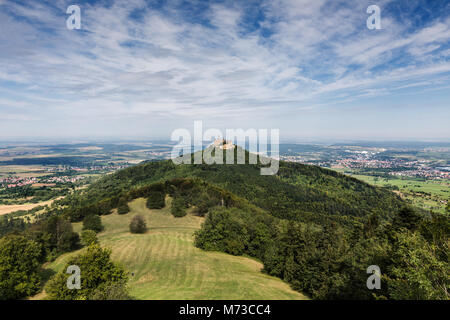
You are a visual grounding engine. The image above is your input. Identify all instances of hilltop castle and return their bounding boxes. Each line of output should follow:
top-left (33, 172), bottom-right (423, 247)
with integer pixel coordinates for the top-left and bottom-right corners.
top-left (213, 138), bottom-right (235, 150)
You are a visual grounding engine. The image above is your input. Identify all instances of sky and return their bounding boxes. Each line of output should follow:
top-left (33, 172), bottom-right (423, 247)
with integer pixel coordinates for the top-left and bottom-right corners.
top-left (0, 0), bottom-right (449, 142)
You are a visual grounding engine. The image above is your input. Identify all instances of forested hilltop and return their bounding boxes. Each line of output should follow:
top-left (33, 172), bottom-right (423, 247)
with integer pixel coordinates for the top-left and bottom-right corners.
top-left (59, 147), bottom-right (406, 222)
top-left (1, 148), bottom-right (448, 300)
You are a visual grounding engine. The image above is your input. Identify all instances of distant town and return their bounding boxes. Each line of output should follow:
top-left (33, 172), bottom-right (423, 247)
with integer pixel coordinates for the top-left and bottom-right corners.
top-left (280, 147), bottom-right (450, 180)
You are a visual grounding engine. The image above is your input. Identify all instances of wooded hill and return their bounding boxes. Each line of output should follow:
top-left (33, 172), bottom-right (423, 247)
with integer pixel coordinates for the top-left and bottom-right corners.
top-left (2, 147), bottom-right (447, 300)
top-left (58, 147), bottom-right (406, 224)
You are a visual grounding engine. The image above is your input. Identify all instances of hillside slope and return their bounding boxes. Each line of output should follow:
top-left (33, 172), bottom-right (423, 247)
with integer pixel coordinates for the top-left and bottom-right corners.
top-left (36, 197), bottom-right (307, 300)
top-left (58, 148), bottom-right (405, 224)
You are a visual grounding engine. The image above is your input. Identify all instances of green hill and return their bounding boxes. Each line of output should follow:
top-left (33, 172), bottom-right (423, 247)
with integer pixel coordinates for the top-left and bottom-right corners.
top-left (26, 148), bottom-right (447, 300)
top-left (58, 147), bottom-right (405, 224)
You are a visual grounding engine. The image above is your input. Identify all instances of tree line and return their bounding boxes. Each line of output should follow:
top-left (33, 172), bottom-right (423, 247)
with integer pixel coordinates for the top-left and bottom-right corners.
top-left (195, 205), bottom-right (449, 299)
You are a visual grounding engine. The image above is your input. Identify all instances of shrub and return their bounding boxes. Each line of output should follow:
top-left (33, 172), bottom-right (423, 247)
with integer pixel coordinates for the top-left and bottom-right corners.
top-left (171, 197), bottom-right (187, 217)
top-left (117, 197), bottom-right (130, 215)
top-left (193, 202), bottom-right (209, 216)
top-left (81, 230), bottom-right (98, 246)
top-left (146, 192), bottom-right (166, 209)
top-left (90, 281), bottom-right (131, 300)
top-left (0, 235), bottom-right (43, 299)
top-left (129, 215), bottom-right (147, 234)
top-left (194, 208), bottom-right (248, 255)
top-left (117, 204), bottom-right (130, 215)
top-left (82, 214), bottom-right (103, 233)
top-left (45, 244), bottom-right (128, 300)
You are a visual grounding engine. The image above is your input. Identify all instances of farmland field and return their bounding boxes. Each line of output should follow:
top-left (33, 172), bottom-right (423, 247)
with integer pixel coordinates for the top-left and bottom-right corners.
top-left (0, 165), bottom-right (49, 178)
top-left (0, 198), bottom-right (58, 216)
top-left (345, 173), bottom-right (449, 213)
top-left (35, 198), bottom-right (308, 300)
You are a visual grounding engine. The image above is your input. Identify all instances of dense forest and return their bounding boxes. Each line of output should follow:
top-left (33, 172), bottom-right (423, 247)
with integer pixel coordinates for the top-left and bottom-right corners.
top-left (0, 148), bottom-right (448, 300)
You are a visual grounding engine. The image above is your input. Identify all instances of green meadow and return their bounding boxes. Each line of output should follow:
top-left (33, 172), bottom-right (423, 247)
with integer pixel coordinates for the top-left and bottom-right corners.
top-left (36, 198), bottom-right (307, 300)
top-left (348, 174), bottom-right (449, 213)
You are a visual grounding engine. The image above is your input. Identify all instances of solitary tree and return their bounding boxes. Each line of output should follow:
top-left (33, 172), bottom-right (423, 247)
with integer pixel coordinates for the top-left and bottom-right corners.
top-left (129, 215), bottom-right (147, 234)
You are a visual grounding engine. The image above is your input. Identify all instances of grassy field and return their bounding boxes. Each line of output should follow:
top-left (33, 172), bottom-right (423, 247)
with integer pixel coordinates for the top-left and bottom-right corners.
top-left (35, 198), bottom-right (307, 300)
top-left (338, 171), bottom-right (449, 213)
top-left (0, 198), bottom-right (58, 216)
top-left (0, 165), bottom-right (49, 178)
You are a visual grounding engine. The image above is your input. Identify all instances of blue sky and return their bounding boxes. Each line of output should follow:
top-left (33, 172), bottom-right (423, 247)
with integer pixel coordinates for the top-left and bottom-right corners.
top-left (0, 0), bottom-right (449, 141)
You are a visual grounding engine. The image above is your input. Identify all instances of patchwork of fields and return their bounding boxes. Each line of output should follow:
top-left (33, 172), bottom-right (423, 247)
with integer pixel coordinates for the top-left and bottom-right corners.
top-left (350, 174), bottom-right (449, 213)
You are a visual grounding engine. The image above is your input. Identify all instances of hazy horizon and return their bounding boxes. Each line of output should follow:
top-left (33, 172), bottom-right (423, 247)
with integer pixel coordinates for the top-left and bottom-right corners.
top-left (0, 136), bottom-right (449, 146)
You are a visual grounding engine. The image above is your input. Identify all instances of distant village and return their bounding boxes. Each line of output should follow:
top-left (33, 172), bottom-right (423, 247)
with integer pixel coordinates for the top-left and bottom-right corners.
top-left (281, 150), bottom-right (450, 180)
top-left (45, 164), bottom-right (131, 172)
top-left (0, 175), bottom-right (85, 189)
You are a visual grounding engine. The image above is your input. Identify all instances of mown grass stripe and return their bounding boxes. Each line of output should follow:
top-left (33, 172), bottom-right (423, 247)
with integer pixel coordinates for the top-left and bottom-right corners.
top-left (40, 198), bottom-right (308, 300)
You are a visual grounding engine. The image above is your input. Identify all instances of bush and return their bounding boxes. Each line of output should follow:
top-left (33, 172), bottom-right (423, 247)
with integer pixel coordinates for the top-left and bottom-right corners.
top-left (117, 204), bottom-right (130, 215)
top-left (82, 214), bottom-right (103, 233)
top-left (90, 281), bottom-right (131, 300)
top-left (81, 230), bottom-right (98, 246)
top-left (117, 197), bottom-right (130, 215)
top-left (193, 202), bottom-right (209, 216)
top-left (171, 197), bottom-right (187, 218)
top-left (45, 244), bottom-right (128, 300)
top-left (146, 192), bottom-right (166, 209)
top-left (194, 208), bottom-right (248, 255)
top-left (0, 235), bottom-right (43, 299)
top-left (129, 215), bottom-right (147, 234)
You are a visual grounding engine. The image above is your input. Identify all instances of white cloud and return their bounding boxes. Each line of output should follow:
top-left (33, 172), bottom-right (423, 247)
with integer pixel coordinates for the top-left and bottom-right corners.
top-left (0, 0), bottom-right (449, 138)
